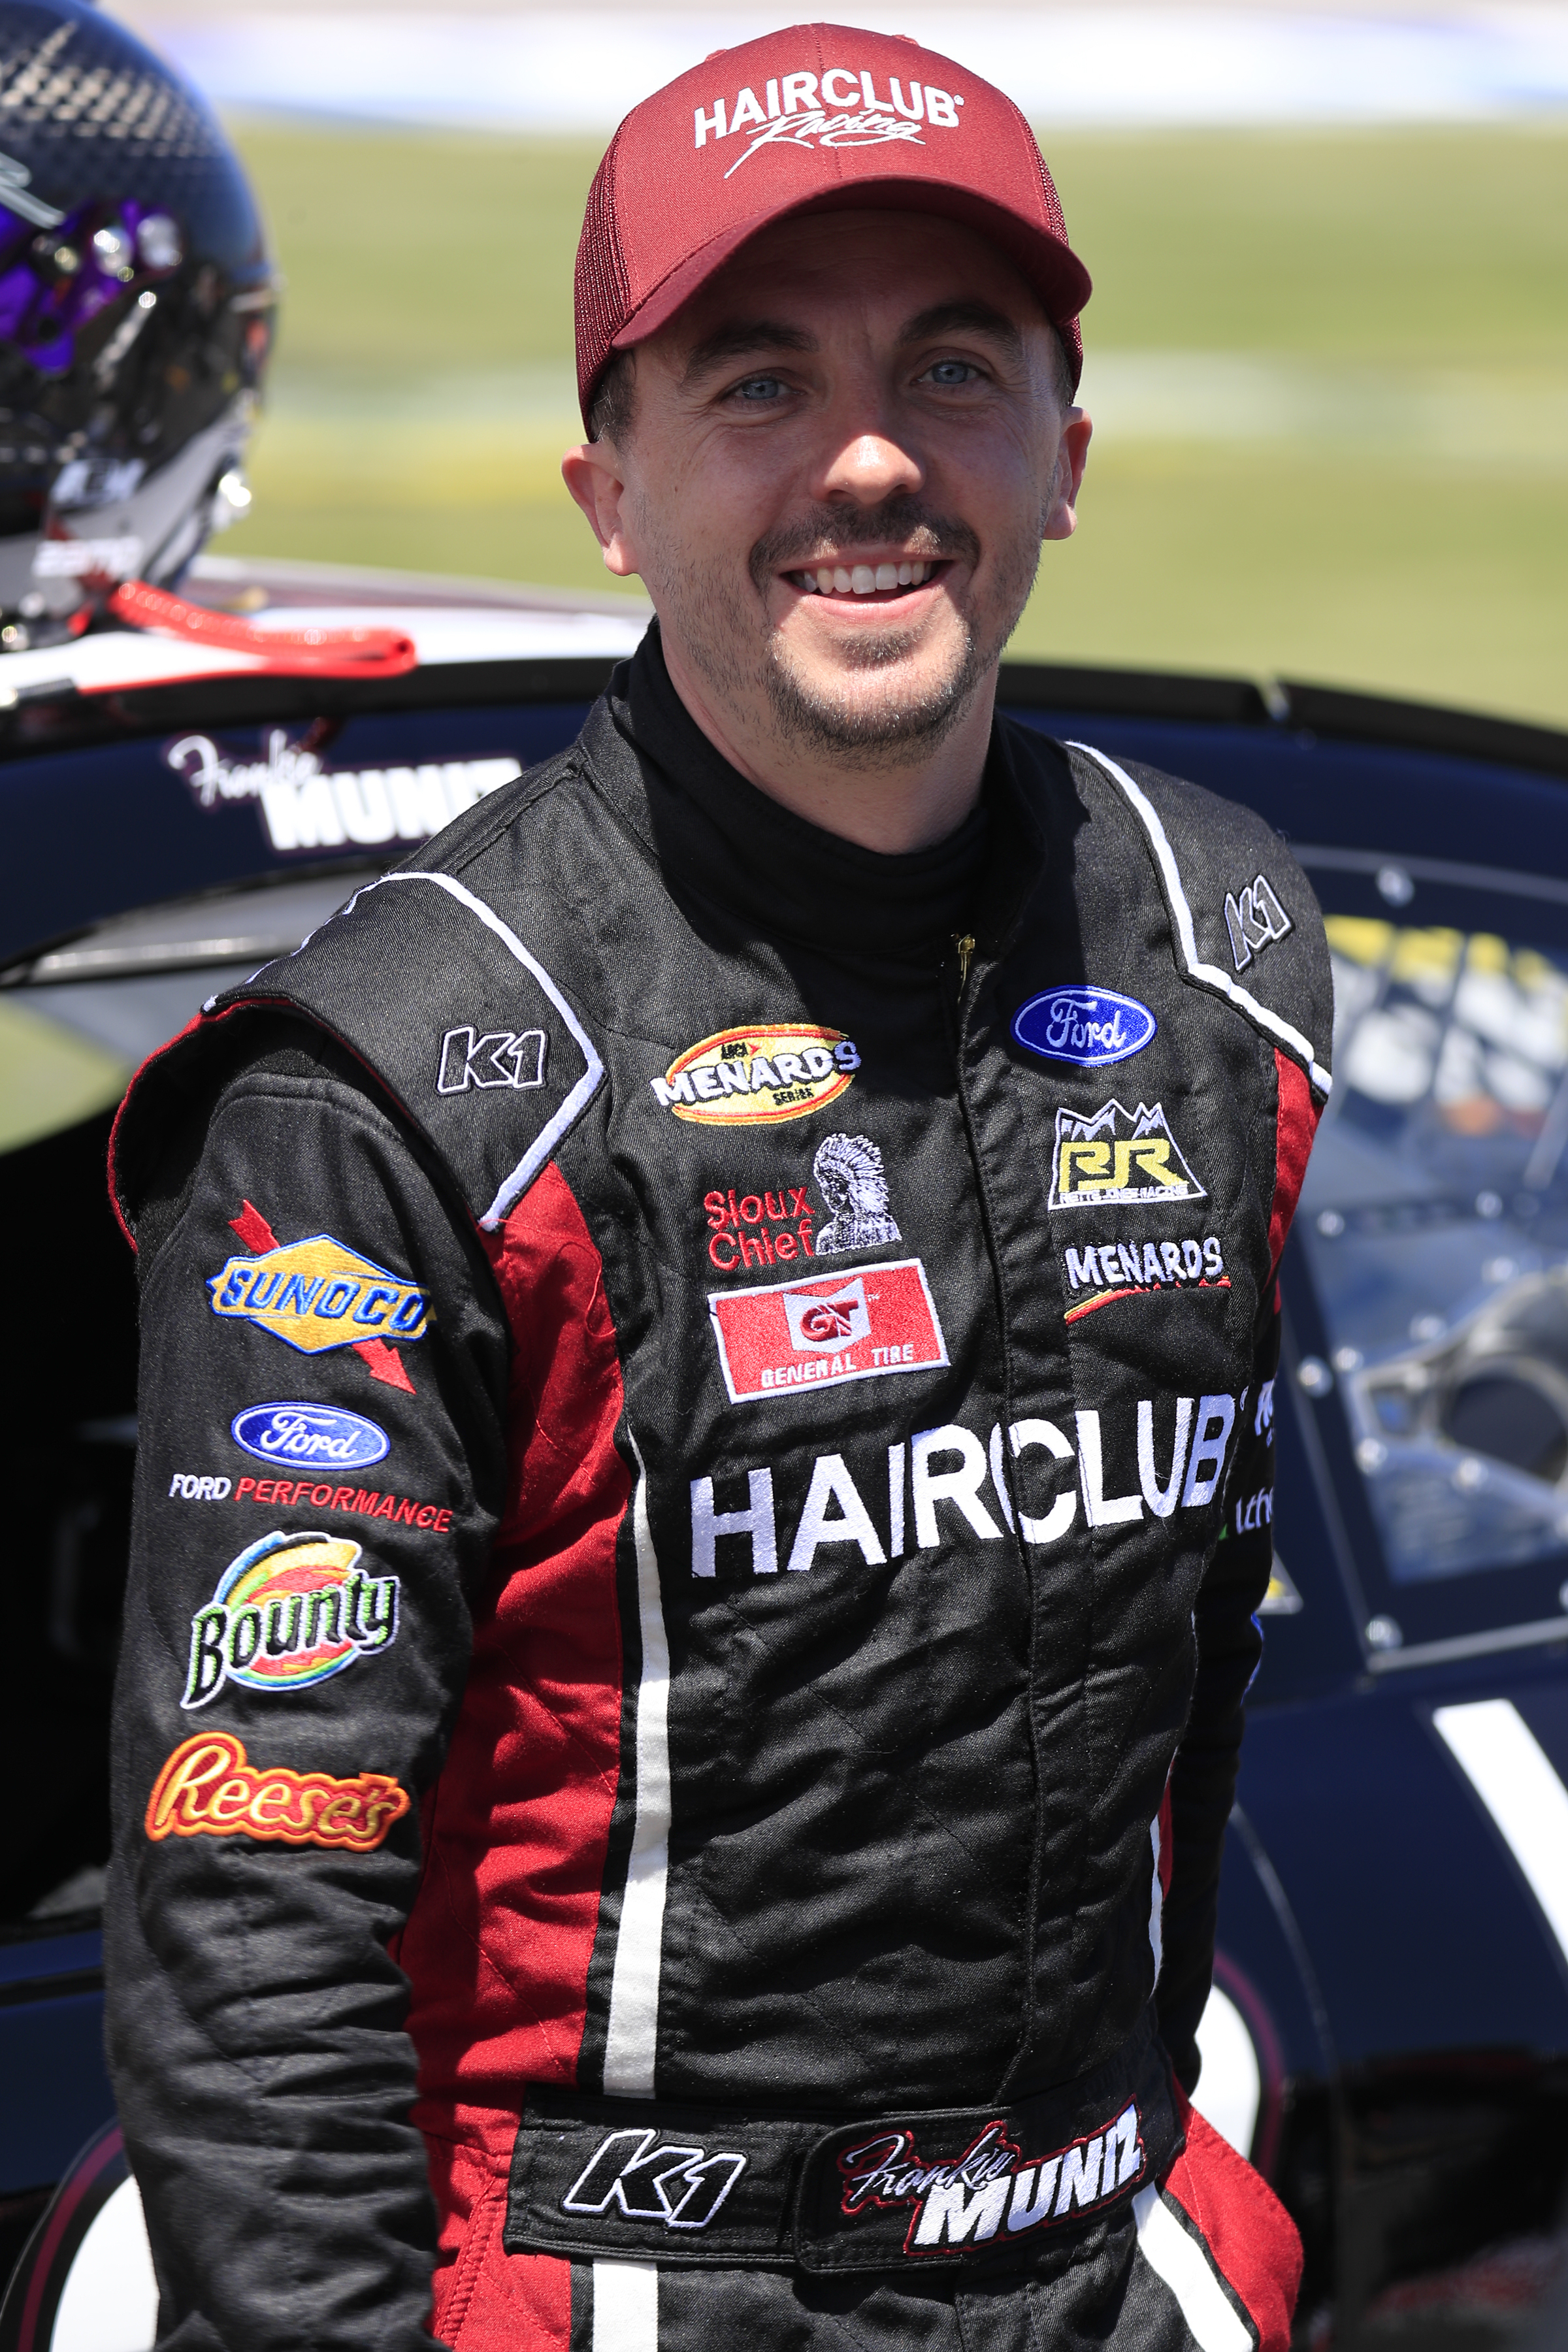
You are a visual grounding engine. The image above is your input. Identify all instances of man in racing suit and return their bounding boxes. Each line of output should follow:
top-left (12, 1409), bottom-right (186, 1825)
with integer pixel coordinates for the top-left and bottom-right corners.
top-left (105, 22), bottom-right (1331, 2352)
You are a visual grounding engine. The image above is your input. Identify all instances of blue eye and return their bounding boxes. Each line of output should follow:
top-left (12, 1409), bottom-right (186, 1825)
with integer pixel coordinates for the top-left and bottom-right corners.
top-left (734, 374), bottom-right (785, 401)
top-left (926, 360), bottom-right (978, 387)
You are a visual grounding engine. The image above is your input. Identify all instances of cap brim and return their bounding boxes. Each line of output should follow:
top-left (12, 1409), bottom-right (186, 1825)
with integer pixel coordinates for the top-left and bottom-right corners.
top-left (604, 178), bottom-right (1091, 387)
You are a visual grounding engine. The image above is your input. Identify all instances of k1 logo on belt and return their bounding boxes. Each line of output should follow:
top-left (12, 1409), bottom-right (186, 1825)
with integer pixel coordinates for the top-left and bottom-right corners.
top-left (563, 2129), bottom-right (747, 2231)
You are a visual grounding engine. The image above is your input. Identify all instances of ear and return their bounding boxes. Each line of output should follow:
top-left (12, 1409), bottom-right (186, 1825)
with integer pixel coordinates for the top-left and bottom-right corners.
top-left (1041, 411), bottom-right (1092, 545)
top-left (561, 442), bottom-right (643, 579)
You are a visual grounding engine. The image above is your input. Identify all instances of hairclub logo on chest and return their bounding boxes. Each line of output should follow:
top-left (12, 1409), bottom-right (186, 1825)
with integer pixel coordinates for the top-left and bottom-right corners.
top-left (693, 63), bottom-right (966, 178)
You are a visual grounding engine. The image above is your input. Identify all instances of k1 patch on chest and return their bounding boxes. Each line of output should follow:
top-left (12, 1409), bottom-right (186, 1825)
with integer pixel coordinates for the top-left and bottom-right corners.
top-left (708, 1260), bottom-right (947, 1403)
top-left (1012, 987), bottom-right (1155, 1070)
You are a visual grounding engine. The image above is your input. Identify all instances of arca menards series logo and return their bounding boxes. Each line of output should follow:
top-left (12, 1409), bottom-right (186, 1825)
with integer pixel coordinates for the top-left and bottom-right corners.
top-left (1049, 1101), bottom-right (1207, 1213)
top-left (651, 1024), bottom-right (860, 1126)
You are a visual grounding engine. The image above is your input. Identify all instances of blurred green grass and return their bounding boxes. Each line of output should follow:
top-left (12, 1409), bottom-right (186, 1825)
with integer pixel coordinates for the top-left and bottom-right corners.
top-left (222, 118), bottom-right (1568, 725)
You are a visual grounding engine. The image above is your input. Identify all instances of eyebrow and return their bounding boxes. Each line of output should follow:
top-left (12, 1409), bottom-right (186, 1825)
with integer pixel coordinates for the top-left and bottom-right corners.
top-left (680, 319), bottom-right (819, 384)
top-left (897, 300), bottom-right (1025, 358)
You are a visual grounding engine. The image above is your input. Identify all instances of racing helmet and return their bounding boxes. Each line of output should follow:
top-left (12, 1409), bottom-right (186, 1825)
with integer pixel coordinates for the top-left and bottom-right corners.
top-left (0, 0), bottom-right (274, 648)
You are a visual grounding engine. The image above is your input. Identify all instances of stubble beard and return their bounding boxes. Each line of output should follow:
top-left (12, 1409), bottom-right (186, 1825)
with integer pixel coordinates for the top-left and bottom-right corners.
top-left (646, 495), bottom-right (1045, 774)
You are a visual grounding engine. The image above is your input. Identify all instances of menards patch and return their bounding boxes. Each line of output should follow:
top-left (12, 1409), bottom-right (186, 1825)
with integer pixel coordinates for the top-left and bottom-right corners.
top-left (651, 1024), bottom-right (860, 1125)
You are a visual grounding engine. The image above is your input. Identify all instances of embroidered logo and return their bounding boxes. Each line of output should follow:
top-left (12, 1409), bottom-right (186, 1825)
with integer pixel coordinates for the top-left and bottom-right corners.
top-left (813, 1133), bottom-right (901, 1254)
top-left (708, 1260), bottom-right (947, 1403)
top-left (1048, 1102), bottom-right (1205, 1213)
top-left (1224, 874), bottom-right (1292, 971)
top-left (694, 65), bottom-right (964, 179)
top-left (562, 2131), bottom-right (747, 2232)
top-left (1062, 1236), bottom-right (1228, 1323)
top-left (436, 1025), bottom-right (547, 1094)
top-left (208, 1205), bottom-right (429, 1379)
top-left (168, 1475), bottom-right (233, 1500)
top-left (145, 1731), bottom-right (409, 1851)
top-left (652, 1025), bottom-right (859, 1126)
top-left (231, 1402), bottom-right (389, 1470)
top-left (1012, 986), bottom-right (1155, 1070)
top-left (182, 1530), bottom-right (398, 1708)
top-left (836, 2102), bottom-right (1144, 2255)
top-left (705, 1184), bottom-right (817, 1272)
top-left (233, 1475), bottom-right (453, 1532)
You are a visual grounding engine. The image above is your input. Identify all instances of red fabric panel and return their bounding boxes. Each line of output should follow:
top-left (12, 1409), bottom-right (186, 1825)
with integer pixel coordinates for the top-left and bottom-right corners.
top-left (1267, 1050), bottom-right (1319, 1280)
top-left (397, 1160), bottom-right (630, 2215)
top-left (1164, 2094), bottom-right (1303, 2351)
top-left (429, 2141), bottom-right (569, 2352)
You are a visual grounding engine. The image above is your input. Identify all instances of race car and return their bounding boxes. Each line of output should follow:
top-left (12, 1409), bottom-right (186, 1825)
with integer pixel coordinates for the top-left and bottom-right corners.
top-left (3, 554), bottom-right (1568, 2351)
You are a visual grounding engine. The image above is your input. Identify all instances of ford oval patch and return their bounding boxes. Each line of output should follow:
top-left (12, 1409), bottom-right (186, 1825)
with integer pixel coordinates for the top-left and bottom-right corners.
top-left (231, 1401), bottom-right (390, 1470)
top-left (1012, 986), bottom-right (1156, 1070)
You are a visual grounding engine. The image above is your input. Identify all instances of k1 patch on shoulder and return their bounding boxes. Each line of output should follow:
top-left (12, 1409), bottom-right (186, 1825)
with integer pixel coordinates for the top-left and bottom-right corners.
top-left (709, 1260), bottom-right (947, 1403)
top-left (209, 1234), bottom-right (429, 1354)
top-left (1013, 987), bottom-right (1154, 1070)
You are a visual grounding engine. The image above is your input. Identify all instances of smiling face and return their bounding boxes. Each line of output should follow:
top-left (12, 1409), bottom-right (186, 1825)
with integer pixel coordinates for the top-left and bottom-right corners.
top-left (564, 208), bottom-right (1090, 817)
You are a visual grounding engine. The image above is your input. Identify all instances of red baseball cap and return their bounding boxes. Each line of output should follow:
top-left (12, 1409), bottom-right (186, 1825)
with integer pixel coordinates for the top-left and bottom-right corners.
top-left (574, 21), bottom-right (1092, 429)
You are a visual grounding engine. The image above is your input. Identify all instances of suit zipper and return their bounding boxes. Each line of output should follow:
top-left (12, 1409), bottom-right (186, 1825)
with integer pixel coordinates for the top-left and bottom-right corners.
top-left (952, 933), bottom-right (975, 998)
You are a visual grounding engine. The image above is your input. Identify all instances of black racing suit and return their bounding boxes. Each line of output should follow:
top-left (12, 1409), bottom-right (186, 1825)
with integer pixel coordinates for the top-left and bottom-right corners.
top-left (105, 629), bottom-right (1331, 2352)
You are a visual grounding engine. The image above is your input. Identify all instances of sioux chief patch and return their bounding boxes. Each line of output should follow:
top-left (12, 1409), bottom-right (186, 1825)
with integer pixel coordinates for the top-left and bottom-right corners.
top-left (209, 1232), bottom-right (430, 1354)
top-left (1049, 1100), bottom-right (1207, 1213)
top-left (144, 1730), bottom-right (409, 1852)
top-left (652, 1024), bottom-right (860, 1126)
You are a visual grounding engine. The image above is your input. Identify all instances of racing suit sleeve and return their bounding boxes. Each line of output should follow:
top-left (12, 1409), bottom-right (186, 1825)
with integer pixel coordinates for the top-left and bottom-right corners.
top-left (1154, 1290), bottom-right (1281, 2095)
top-left (105, 1019), bottom-right (511, 2352)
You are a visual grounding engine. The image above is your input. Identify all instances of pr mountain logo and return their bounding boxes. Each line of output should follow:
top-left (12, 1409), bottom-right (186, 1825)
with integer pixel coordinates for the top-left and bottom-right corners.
top-left (1048, 1101), bottom-right (1207, 1213)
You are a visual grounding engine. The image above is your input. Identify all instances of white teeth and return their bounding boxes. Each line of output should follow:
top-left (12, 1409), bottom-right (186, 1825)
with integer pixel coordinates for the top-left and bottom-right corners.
top-left (833, 566), bottom-right (852, 593)
top-left (817, 567), bottom-right (834, 594)
top-left (911, 561), bottom-right (927, 584)
top-left (851, 564), bottom-right (875, 593)
top-left (897, 561), bottom-right (913, 586)
top-left (875, 563), bottom-right (898, 591)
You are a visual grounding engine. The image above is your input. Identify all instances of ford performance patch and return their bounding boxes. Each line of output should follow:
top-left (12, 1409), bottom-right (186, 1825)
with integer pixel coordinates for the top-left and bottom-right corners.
top-left (209, 1236), bottom-right (429, 1355)
top-left (1012, 986), bottom-right (1154, 1070)
top-left (231, 1401), bottom-right (390, 1469)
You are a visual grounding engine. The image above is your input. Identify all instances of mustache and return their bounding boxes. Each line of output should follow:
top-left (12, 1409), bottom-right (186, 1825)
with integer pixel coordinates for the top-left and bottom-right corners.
top-left (749, 498), bottom-right (981, 591)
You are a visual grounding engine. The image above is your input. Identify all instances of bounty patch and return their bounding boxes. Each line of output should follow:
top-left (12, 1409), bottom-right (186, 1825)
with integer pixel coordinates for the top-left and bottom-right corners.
top-left (182, 1529), bottom-right (398, 1708)
top-left (653, 1025), bottom-right (859, 1125)
top-left (1049, 1102), bottom-right (1206, 1213)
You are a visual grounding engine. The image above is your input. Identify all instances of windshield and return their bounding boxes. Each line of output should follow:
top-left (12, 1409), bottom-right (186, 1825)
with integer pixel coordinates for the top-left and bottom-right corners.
top-left (1298, 851), bottom-right (1568, 1644)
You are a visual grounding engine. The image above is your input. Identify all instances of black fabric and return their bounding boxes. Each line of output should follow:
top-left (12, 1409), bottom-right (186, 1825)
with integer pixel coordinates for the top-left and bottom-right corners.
top-left (507, 2010), bottom-right (1176, 2272)
top-left (616, 624), bottom-right (994, 966)
top-left (106, 643), bottom-right (1330, 2352)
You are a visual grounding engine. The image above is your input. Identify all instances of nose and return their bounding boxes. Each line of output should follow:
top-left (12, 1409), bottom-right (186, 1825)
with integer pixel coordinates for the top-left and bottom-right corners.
top-left (816, 429), bottom-right (925, 509)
